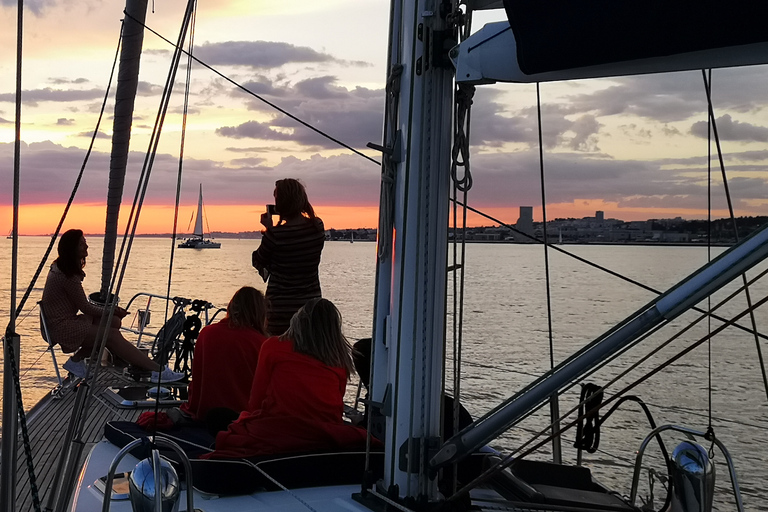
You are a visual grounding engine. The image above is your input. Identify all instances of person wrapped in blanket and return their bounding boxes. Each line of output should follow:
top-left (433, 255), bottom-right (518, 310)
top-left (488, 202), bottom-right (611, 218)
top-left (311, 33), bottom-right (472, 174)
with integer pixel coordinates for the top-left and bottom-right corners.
top-left (202, 298), bottom-right (373, 459)
top-left (138, 286), bottom-right (268, 432)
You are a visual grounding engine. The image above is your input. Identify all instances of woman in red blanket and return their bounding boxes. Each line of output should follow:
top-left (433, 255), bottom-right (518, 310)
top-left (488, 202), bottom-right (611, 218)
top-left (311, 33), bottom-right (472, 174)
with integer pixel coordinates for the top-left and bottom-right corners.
top-left (203, 298), bottom-right (369, 459)
top-left (180, 286), bottom-right (269, 425)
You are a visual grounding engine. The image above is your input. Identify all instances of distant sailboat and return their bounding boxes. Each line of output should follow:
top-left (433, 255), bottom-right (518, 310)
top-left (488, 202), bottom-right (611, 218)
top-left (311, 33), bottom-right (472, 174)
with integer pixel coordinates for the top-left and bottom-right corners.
top-left (178, 185), bottom-right (221, 249)
top-left (6, 229), bottom-right (14, 240)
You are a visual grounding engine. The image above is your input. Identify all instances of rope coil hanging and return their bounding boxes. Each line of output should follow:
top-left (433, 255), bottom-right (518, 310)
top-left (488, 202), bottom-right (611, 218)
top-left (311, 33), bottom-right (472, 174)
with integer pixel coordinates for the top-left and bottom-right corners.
top-left (376, 63), bottom-right (403, 261)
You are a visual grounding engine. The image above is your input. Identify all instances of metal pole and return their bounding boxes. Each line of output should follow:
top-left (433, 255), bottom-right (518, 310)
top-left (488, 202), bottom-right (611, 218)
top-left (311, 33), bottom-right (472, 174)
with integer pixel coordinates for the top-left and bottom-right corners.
top-left (1, 0), bottom-right (25, 507)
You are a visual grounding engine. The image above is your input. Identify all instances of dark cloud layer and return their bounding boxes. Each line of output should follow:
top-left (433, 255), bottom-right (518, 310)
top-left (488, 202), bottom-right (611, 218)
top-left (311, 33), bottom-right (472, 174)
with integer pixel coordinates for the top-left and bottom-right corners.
top-left (217, 76), bottom-right (383, 150)
top-left (0, 87), bottom-right (105, 106)
top-left (690, 114), bottom-right (768, 142)
top-left (564, 66), bottom-right (768, 123)
top-left (2, 142), bottom-right (766, 222)
top-left (0, 0), bottom-right (54, 15)
top-left (194, 41), bottom-right (367, 69)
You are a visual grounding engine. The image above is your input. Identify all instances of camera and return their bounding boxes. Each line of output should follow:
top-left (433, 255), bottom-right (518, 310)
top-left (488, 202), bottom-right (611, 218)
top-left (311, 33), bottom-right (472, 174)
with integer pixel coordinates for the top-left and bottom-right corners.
top-left (266, 204), bottom-right (277, 216)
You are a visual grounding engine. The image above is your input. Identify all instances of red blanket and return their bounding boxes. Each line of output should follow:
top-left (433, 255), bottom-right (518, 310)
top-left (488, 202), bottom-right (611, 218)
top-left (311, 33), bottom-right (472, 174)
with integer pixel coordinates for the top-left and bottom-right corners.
top-left (180, 319), bottom-right (266, 421)
top-left (203, 338), bottom-right (370, 459)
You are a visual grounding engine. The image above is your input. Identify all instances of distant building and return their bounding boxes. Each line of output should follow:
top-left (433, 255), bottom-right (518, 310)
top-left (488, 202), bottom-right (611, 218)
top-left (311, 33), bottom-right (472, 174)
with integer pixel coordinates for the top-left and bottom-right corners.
top-left (595, 211), bottom-right (604, 224)
top-left (516, 206), bottom-right (534, 241)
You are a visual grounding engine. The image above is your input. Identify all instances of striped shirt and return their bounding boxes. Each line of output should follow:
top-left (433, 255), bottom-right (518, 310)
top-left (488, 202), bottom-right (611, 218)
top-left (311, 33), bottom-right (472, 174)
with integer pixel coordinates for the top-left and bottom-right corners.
top-left (252, 217), bottom-right (325, 335)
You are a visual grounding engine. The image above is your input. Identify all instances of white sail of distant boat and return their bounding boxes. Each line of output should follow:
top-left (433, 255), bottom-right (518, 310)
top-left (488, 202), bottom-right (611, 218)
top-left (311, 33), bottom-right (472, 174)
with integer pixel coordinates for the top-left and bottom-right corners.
top-left (178, 184), bottom-right (220, 249)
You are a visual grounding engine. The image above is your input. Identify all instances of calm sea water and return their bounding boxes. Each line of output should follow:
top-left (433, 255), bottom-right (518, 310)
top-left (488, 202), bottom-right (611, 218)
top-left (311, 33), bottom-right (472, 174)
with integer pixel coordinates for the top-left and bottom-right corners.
top-left (2, 236), bottom-right (767, 509)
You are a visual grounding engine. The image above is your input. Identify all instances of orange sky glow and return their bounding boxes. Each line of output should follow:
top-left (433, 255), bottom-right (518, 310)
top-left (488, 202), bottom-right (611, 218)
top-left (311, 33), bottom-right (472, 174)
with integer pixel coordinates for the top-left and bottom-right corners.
top-left (0, 200), bottom-right (730, 236)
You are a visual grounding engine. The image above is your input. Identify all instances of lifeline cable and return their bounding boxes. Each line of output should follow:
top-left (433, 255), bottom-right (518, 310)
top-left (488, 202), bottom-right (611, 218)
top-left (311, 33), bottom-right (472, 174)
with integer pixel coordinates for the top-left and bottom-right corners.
top-left (448, 291), bottom-right (768, 504)
top-left (451, 198), bottom-right (768, 344)
top-left (702, 69), bottom-right (768, 403)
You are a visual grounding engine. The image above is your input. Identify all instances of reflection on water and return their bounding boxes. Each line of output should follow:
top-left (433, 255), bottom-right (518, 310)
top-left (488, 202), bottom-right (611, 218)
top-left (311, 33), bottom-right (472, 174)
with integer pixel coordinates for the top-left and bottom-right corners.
top-left (2, 237), bottom-right (767, 509)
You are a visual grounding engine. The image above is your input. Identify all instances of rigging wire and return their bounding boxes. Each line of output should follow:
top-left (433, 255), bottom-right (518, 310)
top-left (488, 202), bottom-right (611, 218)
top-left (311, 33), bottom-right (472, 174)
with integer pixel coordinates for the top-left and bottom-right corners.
top-left (445, 262), bottom-right (768, 502)
top-left (108, 11), bottom-right (768, 358)
top-left (706, 69), bottom-right (714, 430)
top-left (701, 69), bottom-right (768, 404)
top-left (2, 18), bottom-right (124, 512)
top-left (153, 0), bottom-right (198, 442)
top-left (451, 199), bottom-right (768, 344)
top-left (121, 10), bottom-right (381, 168)
top-left (50, 5), bottom-right (199, 508)
top-left (449, 291), bottom-right (768, 503)
top-left (449, 81), bottom-right (474, 493)
top-left (535, 82), bottom-right (562, 464)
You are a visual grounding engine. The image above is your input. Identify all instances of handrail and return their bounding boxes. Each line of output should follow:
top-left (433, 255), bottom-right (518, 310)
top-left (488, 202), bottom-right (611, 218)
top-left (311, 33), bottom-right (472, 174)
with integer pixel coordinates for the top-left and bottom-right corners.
top-left (100, 437), bottom-right (194, 512)
top-left (120, 292), bottom-right (224, 342)
top-left (629, 425), bottom-right (744, 512)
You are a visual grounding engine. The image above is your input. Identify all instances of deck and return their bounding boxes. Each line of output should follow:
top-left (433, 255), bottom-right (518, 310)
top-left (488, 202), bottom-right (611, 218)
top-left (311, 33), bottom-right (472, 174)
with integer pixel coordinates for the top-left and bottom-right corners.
top-left (11, 368), bottom-right (147, 512)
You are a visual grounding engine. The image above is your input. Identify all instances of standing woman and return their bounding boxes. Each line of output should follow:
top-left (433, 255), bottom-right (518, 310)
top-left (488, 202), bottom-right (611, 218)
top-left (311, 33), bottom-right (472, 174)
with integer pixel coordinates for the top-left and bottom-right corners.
top-left (40, 229), bottom-right (184, 382)
top-left (252, 178), bottom-right (325, 336)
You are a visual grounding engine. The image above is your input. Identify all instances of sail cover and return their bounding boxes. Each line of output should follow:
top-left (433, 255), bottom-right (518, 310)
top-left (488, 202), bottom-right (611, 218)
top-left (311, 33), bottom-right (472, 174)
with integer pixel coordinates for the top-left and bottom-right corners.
top-left (503, 0), bottom-right (768, 75)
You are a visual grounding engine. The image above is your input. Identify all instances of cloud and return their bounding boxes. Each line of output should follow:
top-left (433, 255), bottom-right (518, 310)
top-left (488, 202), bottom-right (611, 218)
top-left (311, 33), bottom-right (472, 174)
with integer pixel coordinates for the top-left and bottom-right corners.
top-left (75, 130), bottom-right (110, 139)
top-left (218, 76), bottom-right (384, 150)
top-left (49, 78), bottom-right (89, 85)
top-left (2, 141), bottom-right (766, 222)
top-left (137, 81), bottom-right (164, 96)
top-left (216, 120), bottom-right (295, 141)
top-left (194, 41), bottom-right (367, 69)
top-left (0, 0), bottom-right (55, 15)
top-left (0, 88), bottom-right (105, 106)
top-left (690, 114), bottom-right (768, 142)
top-left (229, 156), bottom-right (268, 168)
top-left (563, 67), bottom-right (768, 123)
top-left (56, 118), bottom-right (75, 125)
top-left (463, 149), bottom-right (768, 215)
top-left (0, 117), bottom-right (11, 124)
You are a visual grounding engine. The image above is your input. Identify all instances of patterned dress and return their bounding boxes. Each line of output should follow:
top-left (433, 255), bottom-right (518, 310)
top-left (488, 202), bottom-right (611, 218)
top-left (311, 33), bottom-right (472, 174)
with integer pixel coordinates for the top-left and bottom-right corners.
top-left (252, 217), bottom-right (325, 335)
top-left (40, 263), bottom-right (104, 353)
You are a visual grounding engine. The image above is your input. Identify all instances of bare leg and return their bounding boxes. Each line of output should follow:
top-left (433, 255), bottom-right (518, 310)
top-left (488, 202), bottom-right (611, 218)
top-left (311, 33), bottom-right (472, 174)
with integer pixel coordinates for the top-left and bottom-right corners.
top-left (79, 322), bottom-right (161, 372)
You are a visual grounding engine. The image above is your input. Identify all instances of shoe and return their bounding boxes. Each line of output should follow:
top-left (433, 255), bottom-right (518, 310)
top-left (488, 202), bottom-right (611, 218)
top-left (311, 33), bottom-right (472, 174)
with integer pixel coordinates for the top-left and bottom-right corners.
top-left (63, 357), bottom-right (88, 379)
top-left (150, 366), bottom-right (185, 383)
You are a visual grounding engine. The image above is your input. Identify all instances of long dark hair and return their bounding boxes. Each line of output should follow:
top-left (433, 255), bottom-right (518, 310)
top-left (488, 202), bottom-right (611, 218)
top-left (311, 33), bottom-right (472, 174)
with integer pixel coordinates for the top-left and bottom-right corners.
top-left (55, 229), bottom-right (85, 278)
top-left (282, 298), bottom-right (354, 375)
top-left (226, 286), bottom-right (268, 335)
top-left (274, 178), bottom-right (318, 226)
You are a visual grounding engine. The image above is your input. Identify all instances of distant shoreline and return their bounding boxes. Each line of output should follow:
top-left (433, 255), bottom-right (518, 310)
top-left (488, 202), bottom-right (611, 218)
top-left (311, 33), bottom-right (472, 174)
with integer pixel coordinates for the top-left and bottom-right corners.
top-left (6, 234), bottom-right (734, 247)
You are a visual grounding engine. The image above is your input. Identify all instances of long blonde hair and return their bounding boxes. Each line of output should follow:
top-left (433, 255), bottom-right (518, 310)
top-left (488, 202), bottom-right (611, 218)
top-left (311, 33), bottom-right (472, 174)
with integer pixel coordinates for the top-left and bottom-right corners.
top-left (282, 298), bottom-right (354, 375)
top-left (226, 286), bottom-right (268, 335)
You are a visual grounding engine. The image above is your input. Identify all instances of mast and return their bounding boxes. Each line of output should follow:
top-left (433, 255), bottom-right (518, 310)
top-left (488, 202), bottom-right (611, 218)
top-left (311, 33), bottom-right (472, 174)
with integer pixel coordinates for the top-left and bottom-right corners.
top-left (99, 0), bottom-right (149, 299)
top-left (370, 0), bottom-right (456, 503)
top-left (193, 184), bottom-right (204, 237)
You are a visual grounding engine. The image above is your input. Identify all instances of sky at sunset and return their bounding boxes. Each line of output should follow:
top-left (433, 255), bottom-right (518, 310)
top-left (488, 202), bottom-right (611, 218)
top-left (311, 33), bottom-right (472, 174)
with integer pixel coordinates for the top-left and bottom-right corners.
top-left (2, 1), bottom-right (768, 235)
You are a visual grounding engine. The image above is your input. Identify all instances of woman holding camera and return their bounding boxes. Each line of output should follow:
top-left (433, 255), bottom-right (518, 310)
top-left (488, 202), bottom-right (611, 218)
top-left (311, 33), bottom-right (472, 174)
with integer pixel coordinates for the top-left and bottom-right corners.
top-left (252, 178), bottom-right (325, 336)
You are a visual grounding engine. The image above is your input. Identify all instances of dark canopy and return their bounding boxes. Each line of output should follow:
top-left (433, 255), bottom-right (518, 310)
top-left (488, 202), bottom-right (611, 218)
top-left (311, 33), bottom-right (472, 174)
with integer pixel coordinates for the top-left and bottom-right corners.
top-left (503, 0), bottom-right (768, 75)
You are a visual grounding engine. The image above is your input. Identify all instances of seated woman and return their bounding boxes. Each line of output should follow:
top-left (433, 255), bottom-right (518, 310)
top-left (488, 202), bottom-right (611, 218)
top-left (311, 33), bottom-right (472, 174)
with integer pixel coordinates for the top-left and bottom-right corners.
top-left (179, 286), bottom-right (269, 428)
top-left (203, 298), bottom-right (369, 459)
top-left (40, 229), bottom-right (183, 382)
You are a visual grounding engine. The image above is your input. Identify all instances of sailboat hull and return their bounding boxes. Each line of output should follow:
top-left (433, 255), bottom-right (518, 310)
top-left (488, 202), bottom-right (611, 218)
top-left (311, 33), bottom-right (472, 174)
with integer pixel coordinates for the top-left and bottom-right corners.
top-left (177, 238), bottom-right (221, 249)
